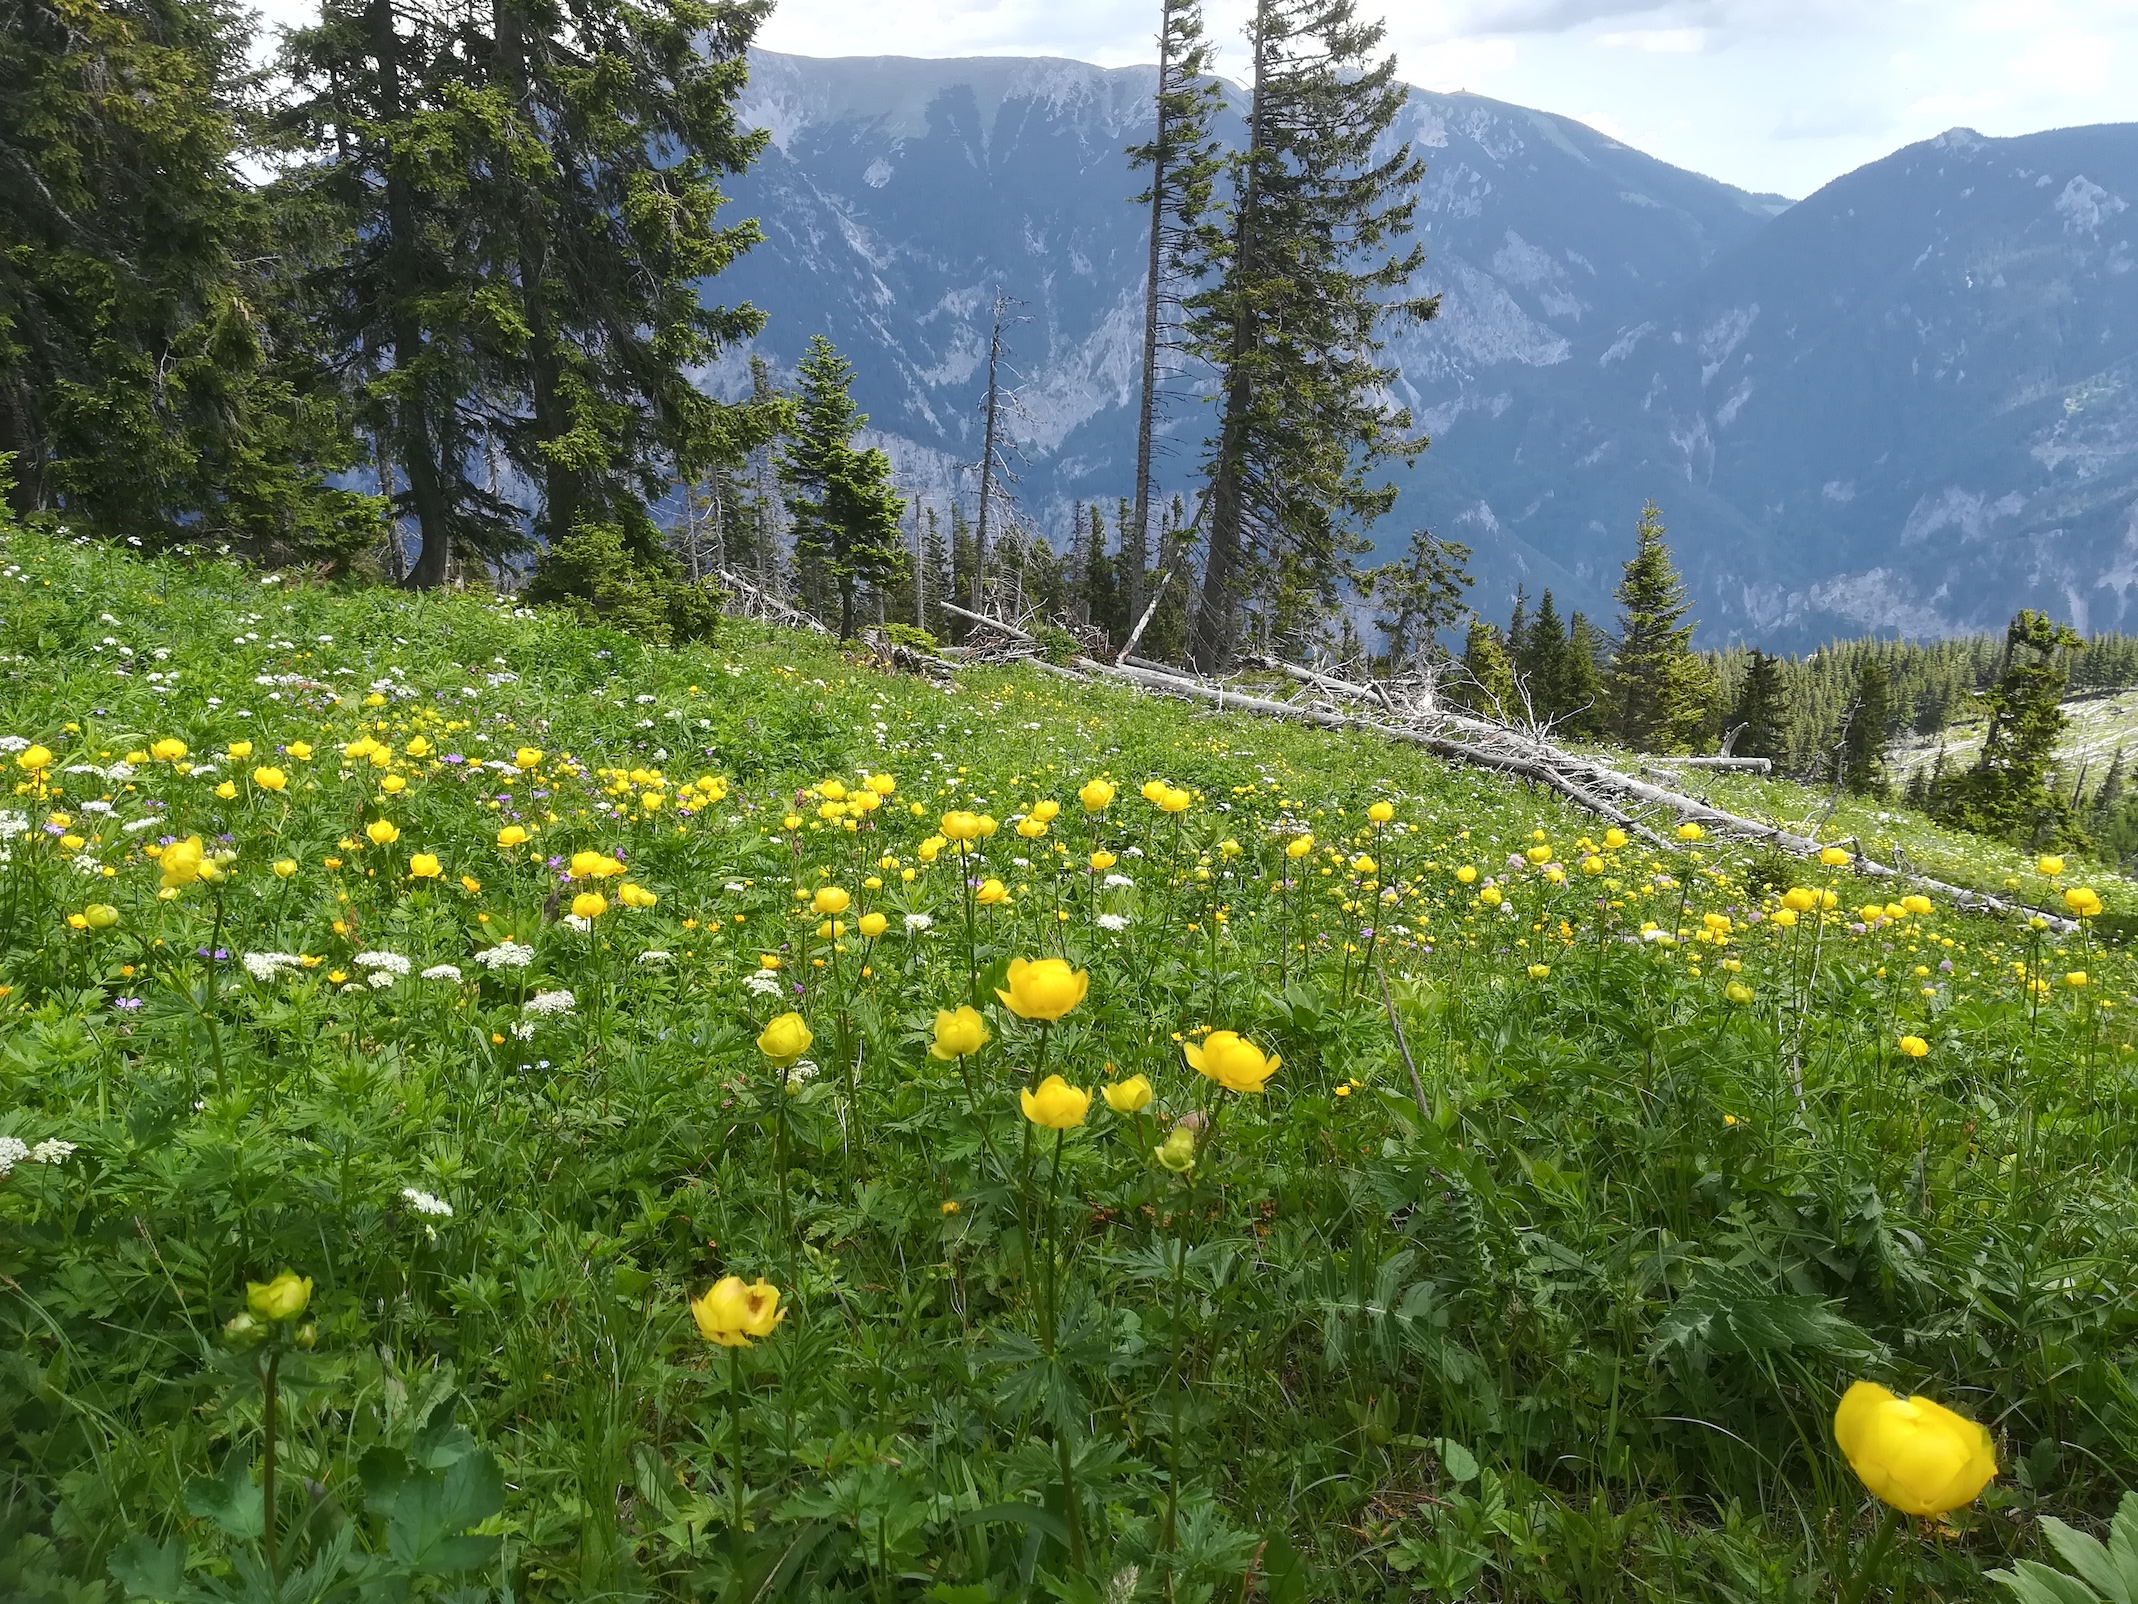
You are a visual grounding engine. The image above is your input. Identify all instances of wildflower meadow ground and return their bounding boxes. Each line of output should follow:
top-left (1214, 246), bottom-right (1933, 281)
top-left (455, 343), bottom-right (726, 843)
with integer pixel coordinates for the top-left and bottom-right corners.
top-left (3, 529), bottom-right (2136, 1602)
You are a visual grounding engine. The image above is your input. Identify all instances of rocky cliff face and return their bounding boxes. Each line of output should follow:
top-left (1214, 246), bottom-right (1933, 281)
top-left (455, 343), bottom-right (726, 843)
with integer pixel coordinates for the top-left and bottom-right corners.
top-left (717, 51), bottom-right (2138, 646)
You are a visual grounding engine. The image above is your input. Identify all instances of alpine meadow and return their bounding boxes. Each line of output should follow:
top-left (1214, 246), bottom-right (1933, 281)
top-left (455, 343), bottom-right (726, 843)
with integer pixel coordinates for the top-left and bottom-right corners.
top-left (6, 0), bottom-right (2138, 1601)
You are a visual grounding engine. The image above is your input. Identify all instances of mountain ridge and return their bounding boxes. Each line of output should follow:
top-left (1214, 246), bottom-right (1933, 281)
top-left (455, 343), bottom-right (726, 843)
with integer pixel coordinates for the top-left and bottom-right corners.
top-left (714, 49), bottom-right (2138, 648)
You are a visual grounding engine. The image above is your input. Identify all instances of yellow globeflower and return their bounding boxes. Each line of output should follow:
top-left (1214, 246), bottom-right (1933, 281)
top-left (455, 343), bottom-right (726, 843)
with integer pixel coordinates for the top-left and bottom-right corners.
top-left (273, 859), bottom-right (298, 878)
top-left (571, 891), bottom-right (608, 920)
top-left (1898, 1035), bottom-right (1929, 1058)
top-left (366, 819), bottom-right (400, 846)
top-left (690, 1276), bottom-right (784, 1347)
top-left (864, 772), bottom-right (897, 796)
top-left (1154, 1123), bottom-right (1197, 1173)
top-left (83, 903), bottom-right (120, 930)
top-left (252, 765), bottom-right (288, 792)
top-left (1820, 846), bottom-right (1852, 866)
top-left (941, 810), bottom-right (985, 843)
top-left (2066, 971), bottom-right (2089, 988)
top-left (379, 774), bottom-right (407, 795)
top-left (1725, 981), bottom-right (1754, 1005)
top-left (287, 741), bottom-right (312, 761)
top-left (1020, 1074), bottom-right (1092, 1130)
top-left (1581, 855), bottom-right (1605, 875)
top-left (1526, 844), bottom-right (1554, 865)
top-left (757, 1012), bottom-right (813, 1066)
top-left (1833, 1381), bottom-right (1996, 1516)
top-left (150, 738), bottom-right (188, 763)
top-left (226, 740), bottom-right (253, 760)
top-left (1016, 816), bottom-right (1048, 839)
top-left (1079, 778), bottom-right (1116, 812)
top-left (515, 747), bottom-right (544, 769)
top-left (1455, 865), bottom-right (1478, 884)
top-left (1526, 963), bottom-right (1552, 980)
top-left (159, 835), bottom-right (207, 890)
top-left (917, 836), bottom-right (946, 863)
top-left (569, 850), bottom-right (622, 880)
top-left (1285, 836), bottom-right (1313, 860)
top-left (996, 957), bottom-right (1089, 1021)
top-left (1603, 828), bottom-right (1628, 850)
top-left (497, 825), bottom-right (530, 848)
top-left (1090, 849), bottom-right (1118, 871)
top-left (1781, 887), bottom-right (1818, 913)
top-left (975, 878), bottom-right (1009, 906)
top-left (2065, 886), bottom-right (2104, 918)
top-left (857, 911), bottom-right (888, 939)
top-left (2038, 854), bottom-right (2065, 877)
top-left (1030, 799), bottom-right (1060, 823)
top-left (1184, 1030), bottom-right (1279, 1094)
top-left (812, 885), bottom-right (851, 916)
top-left (1102, 1074), bottom-right (1153, 1114)
top-left (17, 743), bottom-right (53, 770)
top-left (929, 1005), bottom-right (990, 1060)
top-left (1368, 801), bottom-right (1395, 823)
top-left (1676, 822), bottom-right (1706, 842)
top-left (245, 1270), bottom-right (313, 1322)
top-left (409, 853), bottom-right (443, 880)
top-left (1901, 894), bottom-right (1933, 917)
top-left (619, 882), bottom-right (657, 908)
top-left (214, 781), bottom-right (238, 801)
top-left (1157, 786), bottom-right (1192, 814)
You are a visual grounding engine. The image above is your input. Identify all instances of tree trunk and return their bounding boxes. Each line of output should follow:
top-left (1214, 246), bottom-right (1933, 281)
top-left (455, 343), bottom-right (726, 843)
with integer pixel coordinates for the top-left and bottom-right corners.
top-left (1188, 0), bottom-right (1267, 672)
top-left (1128, 25), bottom-right (1171, 638)
top-left (972, 298), bottom-right (1005, 613)
top-left (370, 0), bottom-right (454, 591)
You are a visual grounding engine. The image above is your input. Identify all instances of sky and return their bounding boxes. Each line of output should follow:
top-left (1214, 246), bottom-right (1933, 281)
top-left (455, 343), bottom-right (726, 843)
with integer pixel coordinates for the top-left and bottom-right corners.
top-left (744, 0), bottom-right (2138, 199)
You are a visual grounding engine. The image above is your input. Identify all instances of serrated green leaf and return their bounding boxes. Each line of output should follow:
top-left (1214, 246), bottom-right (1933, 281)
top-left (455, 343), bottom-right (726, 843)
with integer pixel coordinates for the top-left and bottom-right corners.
top-left (183, 1451), bottom-right (263, 1541)
top-left (1990, 1559), bottom-right (2106, 1604)
top-left (107, 1535), bottom-right (193, 1602)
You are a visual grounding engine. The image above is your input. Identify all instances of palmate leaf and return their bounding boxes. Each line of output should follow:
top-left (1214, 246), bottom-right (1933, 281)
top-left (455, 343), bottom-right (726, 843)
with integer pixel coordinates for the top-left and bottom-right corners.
top-left (1991, 1495), bottom-right (2138, 1604)
top-left (1648, 1263), bottom-right (1886, 1364)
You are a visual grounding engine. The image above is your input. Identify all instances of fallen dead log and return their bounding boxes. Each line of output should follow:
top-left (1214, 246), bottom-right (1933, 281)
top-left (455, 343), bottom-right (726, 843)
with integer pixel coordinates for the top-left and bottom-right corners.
top-left (1056, 653), bottom-right (2076, 930)
top-left (1661, 756), bottom-right (1774, 773)
top-left (717, 570), bottom-right (828, 635)
top-left (942, 600), bottom-right (1036, 644)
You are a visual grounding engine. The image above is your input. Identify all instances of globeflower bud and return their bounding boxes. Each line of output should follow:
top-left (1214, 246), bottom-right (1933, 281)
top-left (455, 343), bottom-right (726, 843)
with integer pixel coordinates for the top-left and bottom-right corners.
top-left (1102, 1074), bottom-right (1153, 1114)
top-left (929, 1005), bottom-right (989, 1060)
top-left (246, 1270), bottom-right (313, 1322)
top-left (1153, 1123), bottom-right (1197, 1174)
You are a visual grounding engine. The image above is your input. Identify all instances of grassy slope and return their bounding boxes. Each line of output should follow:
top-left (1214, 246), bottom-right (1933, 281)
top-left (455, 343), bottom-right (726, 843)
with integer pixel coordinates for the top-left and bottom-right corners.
top-left (2, 531), bottom-right (2135, 1603)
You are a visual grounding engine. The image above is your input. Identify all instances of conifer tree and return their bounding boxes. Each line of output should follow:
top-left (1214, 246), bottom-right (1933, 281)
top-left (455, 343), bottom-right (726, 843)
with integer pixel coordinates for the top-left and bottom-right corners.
top-left (1186, 0), bottom-right (1436, 669)
top-left (779, 336), bottom-right (906, 640)
top-left (1515, 589), bottom-right (1570, 719)
top-left (1458, 619), bottom-right (1518, 717)
top-left (1560, 614), bottom-right (1611, 739)
top-left (1609, 502), bottom-right (1713, 752)
top-left (1359, 528), bottom-right (1471, 673)
top-left (4, 0), bottom-right (373, 554)
top-left (1841, 659), bottom-right (1892, 796)
top-left (1126, 0), bottom-right (1222, 632)
top-left (1934, 610), bottom-right (2085, 842)
top-left (1730, 648), bottom-right (1790, 763)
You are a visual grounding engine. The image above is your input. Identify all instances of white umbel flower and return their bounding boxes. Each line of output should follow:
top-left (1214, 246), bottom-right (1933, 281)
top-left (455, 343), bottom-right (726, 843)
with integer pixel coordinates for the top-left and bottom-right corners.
top-left (523, 989), bottom-right (576, 1017)
top-left (474, 941), bottom-right (535, 970)
top-left (401, 1186), bottom-right (454, 1218)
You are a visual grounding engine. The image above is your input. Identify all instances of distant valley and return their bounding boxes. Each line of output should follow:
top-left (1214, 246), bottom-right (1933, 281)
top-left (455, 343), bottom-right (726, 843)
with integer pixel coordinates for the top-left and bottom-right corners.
top-left (715, 50), bottom-right (2138, 649)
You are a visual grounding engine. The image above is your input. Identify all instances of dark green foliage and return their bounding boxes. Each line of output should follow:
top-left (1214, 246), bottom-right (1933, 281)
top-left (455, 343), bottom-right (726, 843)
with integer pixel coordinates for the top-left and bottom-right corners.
top-left (1840, 659), bottom-right (1893, 796)
top-left (1931, 610), bottom-right (2086, 843)
top-left (1186, 0), bottom-right (1436, 668)
top-left (1359, 528), bottom-right (1472, 674)
top-left (523, 519), bottom-right (718, 644)
top-left (1, 0), bottom-right (376, 559)
top-left (1457, 618), bottom-right (1517, 716)
top-left (1728, 648), bottom-right (1790, 761)
top-left (1608, 503), bottom-right (1714, 752)
top-left (779, 336), bottom-right (906, 640)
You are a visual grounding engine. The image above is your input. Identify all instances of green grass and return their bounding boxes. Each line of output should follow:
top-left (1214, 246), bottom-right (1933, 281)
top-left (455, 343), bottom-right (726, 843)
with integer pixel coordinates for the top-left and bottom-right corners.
top-left (2, 527), bottom-right (2135, 1603)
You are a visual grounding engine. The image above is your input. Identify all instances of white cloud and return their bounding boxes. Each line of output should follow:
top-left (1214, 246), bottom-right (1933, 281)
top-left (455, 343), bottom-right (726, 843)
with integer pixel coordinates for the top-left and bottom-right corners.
top-left (2013, 31), bottom-right (2117, 96)
top-left (1599, 26), bottom-right (1709, 50)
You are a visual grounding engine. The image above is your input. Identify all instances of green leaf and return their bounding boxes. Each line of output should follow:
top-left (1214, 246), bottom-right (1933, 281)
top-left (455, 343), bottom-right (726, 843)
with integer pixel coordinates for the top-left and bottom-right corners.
top-left (1433, 1438), bottom-right (1480, 1483)
top-left (371, 1446), bottom-right (506, 1574)
top-left (184, 1451), bottom-right (264, 1541)
top-left (1990, 1559), bottom-right (2107, 1604)
top-left (924, 1588), bottom-right (996, 1604)
top-left (2042, 1517), bottom-right (2132, 1604)
top-left (1260, 1527), bottom-right (1309, 1604)
top-left (108, 1535), bottom-right (192, 1602)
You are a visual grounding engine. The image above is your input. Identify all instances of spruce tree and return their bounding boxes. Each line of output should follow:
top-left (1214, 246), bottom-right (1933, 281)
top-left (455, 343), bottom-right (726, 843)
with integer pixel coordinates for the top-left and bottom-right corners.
top-left (4, 0), bottom-right (373, 555)
top-left (1730, 649), bottom-right (1790, 763)
top-left (1515, 589), bottom-right (1569, 720)
top-left (1934, 610), bottom-right (2085, 842)
top-left (1359, 528), bottom-right (1471, 673)
top-left (1609, 503), bottom-right (1714, 752)
top-left (1560, 614), bottom-right (1611, 739)
top-left (779, 336), bottom-right (906, 640)
top-left (1841, 659), bottom-right (1892, 797)
top-left (1458, 619), bottom-right (1518, 718)
top-left (1186, 0), bottom-right (1437, 669)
